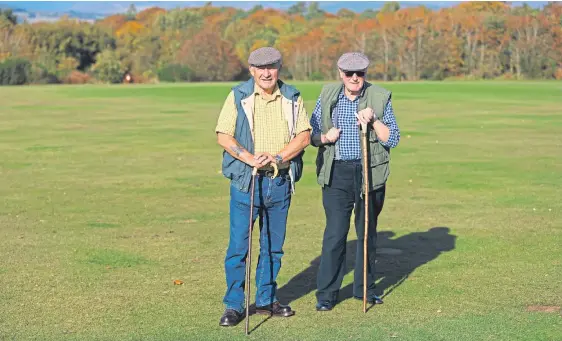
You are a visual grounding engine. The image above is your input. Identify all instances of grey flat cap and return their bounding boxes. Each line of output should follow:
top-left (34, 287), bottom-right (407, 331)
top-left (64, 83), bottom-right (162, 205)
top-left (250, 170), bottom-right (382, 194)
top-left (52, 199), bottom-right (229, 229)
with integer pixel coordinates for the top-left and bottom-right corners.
top-left (248, 47), bottom-right (282, 67)
top-left (337, 52), bottom-right (370, 71)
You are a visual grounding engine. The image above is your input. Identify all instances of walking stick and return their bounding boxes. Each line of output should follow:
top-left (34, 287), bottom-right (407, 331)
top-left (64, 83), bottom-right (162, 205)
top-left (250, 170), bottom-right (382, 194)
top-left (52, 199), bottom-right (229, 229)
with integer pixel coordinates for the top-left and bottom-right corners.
top-left (244, 162), bottom-right (277, 335)
top-left (360, 122), bottom-right (369, 313)
top-left (245, 166), bottom-right (258, 335)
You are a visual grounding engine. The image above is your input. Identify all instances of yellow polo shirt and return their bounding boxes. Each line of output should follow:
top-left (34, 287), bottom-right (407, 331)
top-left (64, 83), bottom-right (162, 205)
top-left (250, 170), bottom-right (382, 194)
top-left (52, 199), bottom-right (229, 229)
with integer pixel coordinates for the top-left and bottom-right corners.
top-left (215, 84), bottom-right (311, 168)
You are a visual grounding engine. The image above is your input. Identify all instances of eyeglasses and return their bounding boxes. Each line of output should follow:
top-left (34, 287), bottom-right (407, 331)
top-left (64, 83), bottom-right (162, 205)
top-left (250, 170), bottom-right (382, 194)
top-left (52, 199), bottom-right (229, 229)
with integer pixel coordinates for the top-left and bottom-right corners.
top-left (343, 71), bottom-right (365, 77)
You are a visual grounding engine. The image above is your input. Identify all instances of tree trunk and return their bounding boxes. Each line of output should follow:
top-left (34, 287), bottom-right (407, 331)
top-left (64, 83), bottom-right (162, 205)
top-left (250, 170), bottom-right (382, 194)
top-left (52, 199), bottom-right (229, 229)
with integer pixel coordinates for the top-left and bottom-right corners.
top-left (515, 47), bottom-right (521, 79)
top-left (383, 32), bottom-right (389, 81)
top-left (479, 43), bottom-right (485, 77)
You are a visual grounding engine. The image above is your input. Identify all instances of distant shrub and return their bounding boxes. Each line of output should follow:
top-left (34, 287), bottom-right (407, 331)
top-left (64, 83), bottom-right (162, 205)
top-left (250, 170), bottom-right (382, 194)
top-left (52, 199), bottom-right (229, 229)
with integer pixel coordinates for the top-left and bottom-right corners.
top-left (0, 58), bottom-right (31, 85)
top-left (310, 71), bottom-right (324, 81)
top-left (63, 70), bottom-right (91, 84)
top-left (140, 70), bottom-right (159, 83)
top-left (123, 72), bottom-right (152, 84)
top-left (56, 57), bottom-right (80, 80)
top-left (157, 64), bottom-right (195, 82)
top-left (91, 50), bottom-right (126, 84)
top-left (555, 68), bottom-right (562, 80)
top-left (494, 72), bottom-right (527, 81)
top-left (29, 63), bottom-right (59, 84)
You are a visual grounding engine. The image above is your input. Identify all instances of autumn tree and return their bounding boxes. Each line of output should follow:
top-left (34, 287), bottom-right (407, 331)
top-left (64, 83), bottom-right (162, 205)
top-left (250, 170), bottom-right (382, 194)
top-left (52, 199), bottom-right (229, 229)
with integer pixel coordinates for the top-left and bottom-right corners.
top-left (3, 1), bottom-right (562, 83)
top-left (136, 7), bottom-right (166, 25)
top-left (125, 4), bottom-right (137, 21)
top-left (153, 9), bottom-right (204, 67)
top-left (380, 2), bottom-right (400, 13)
top-left (0, 9), bottom-right (18, 26)
top-left (26, 19), bottom-right (115, 72)
top-left (288, 3), bottom-right (307, 16)
top-left (91, 49), bottom-right (125, 83)
top-left (96, 14), bottom-right (128, 32)
top-left (177, 30), bottom-right (241, 81)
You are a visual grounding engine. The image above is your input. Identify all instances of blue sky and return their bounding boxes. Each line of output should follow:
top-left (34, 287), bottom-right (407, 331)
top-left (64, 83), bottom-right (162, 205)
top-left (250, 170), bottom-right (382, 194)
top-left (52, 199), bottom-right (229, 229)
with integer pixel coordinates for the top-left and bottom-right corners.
top-left (0, 1), bottom-right (549, 15)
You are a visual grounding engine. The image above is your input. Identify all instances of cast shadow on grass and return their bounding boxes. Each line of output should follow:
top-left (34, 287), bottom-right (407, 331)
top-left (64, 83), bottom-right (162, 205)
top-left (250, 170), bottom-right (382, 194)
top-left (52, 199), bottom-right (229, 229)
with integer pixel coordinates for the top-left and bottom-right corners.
top-left (276, 227), bottom-right (457, 307)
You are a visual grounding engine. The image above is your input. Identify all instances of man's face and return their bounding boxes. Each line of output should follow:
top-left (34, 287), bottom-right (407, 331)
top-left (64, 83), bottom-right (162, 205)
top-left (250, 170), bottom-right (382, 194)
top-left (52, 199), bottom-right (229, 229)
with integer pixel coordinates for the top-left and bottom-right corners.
top-left (339, 69), bottom-right (365, 93)
top-left (250, 63), bottom-right (280, 92)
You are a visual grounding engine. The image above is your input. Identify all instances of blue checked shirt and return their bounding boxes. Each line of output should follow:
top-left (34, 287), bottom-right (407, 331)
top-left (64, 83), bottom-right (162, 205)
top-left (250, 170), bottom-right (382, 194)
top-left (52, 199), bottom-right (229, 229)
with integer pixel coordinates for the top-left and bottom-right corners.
top-left (310, 89), bottom-right (400, 160)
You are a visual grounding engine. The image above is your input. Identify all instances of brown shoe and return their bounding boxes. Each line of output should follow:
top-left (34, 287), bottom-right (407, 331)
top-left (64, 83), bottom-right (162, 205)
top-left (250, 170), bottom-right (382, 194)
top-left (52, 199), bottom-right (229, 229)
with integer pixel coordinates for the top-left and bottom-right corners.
top-left (255, 301), bottom-right (295, 317)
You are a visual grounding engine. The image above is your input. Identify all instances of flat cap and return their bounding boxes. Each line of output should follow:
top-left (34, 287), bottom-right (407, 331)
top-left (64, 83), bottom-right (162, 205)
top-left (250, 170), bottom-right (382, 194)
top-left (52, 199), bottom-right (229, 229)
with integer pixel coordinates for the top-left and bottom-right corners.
top-left (337, 52), bottom-right (370, 71)
top-left (248, 47), bottom-right (282, 67)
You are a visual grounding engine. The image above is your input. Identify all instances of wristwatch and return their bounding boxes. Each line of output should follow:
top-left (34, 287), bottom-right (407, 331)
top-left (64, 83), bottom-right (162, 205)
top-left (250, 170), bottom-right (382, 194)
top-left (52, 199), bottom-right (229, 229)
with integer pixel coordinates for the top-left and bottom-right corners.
top-left (274, 154), bottom-right (283, 164)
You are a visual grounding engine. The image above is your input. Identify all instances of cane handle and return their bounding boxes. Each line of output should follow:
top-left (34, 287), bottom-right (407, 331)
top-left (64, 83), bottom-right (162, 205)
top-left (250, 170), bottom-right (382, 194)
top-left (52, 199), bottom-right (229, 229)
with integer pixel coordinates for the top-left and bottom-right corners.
top-left (270, 162), bottom-right (279, 179)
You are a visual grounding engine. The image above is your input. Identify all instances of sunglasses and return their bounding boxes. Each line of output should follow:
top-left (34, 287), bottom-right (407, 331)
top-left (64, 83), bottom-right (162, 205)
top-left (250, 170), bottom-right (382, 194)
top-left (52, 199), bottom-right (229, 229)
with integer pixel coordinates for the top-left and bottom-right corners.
top-left (343, 70), bottom-right (365, 77)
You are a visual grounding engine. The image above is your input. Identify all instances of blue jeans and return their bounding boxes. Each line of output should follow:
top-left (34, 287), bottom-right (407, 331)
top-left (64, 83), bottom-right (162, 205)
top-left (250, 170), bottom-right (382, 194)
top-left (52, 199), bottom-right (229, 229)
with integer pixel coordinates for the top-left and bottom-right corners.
top-left (223, 174), bottom-right (292, 313)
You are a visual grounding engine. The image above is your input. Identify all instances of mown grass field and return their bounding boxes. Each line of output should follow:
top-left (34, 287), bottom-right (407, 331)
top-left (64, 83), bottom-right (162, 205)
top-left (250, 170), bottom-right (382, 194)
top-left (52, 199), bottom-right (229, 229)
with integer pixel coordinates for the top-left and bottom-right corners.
top-left (1, 81), bottom-right (561, 341)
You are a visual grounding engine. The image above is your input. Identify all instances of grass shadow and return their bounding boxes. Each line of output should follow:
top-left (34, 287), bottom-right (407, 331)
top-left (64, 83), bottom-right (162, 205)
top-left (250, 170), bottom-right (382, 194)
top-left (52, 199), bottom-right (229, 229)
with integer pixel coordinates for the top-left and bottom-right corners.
top-left (277, 227), bottom-right (457, 305)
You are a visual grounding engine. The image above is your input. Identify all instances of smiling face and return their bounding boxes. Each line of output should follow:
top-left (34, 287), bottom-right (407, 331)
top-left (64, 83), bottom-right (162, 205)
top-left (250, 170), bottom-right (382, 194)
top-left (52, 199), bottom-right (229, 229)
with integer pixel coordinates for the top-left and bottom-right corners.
top-left (339, 69), bottom-right (366, 94)
top-left (250, 63), bottom-right (280, 93)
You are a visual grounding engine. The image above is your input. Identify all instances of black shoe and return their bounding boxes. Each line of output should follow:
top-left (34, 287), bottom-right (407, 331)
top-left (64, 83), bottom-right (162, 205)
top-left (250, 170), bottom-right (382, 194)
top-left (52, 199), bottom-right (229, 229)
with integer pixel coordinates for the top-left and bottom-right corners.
top-left (219, 309), bottom-right (244, 327)
top-left (315, 300), bottom-right (334, 311)
top-left (354, 295), bottom-right (384, 305)
top-left (255, 301), bottom-right (295, 317)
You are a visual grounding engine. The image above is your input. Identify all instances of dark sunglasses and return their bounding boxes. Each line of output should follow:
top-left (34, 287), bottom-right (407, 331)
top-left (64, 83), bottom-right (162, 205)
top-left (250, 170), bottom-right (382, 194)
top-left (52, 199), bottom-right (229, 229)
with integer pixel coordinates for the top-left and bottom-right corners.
top-left (343, 70), bottom-right (365, 77)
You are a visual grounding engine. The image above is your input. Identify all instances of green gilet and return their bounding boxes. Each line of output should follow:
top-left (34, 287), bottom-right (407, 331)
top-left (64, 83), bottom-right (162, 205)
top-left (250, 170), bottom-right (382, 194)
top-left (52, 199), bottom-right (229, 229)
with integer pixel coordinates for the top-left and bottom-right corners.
top-left (311, 82), bottom-right (392, 194)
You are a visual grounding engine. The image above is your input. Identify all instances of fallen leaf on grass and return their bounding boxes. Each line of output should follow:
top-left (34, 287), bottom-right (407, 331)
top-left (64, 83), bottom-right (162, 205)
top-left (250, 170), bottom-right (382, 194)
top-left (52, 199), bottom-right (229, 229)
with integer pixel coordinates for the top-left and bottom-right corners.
top-left (526, 305), bottom-right (560, 313)
top-left (173, 279), bottom-right (184, 285)
top-left (183, 219), bottom-right (197, 223)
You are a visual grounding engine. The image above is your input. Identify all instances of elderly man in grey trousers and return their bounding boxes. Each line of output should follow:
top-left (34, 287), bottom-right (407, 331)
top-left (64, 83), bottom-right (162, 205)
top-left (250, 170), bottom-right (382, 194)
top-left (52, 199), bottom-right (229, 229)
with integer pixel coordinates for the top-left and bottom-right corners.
top-left (309, 52), bottom-right (401, 311)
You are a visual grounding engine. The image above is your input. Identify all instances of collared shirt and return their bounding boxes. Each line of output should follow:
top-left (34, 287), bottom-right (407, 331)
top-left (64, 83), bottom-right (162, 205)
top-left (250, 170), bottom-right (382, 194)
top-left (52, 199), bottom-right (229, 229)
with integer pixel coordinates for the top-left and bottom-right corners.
top-left (215, 84), bottom-right (311, 167)
top-left (310, 88), bottom-right (400, 160)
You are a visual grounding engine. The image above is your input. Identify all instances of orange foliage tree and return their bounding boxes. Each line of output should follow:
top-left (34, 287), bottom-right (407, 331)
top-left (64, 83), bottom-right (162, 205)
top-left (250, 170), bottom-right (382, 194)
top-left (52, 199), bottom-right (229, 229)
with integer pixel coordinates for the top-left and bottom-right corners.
top-left (177, 30), bottom-right (241, 81)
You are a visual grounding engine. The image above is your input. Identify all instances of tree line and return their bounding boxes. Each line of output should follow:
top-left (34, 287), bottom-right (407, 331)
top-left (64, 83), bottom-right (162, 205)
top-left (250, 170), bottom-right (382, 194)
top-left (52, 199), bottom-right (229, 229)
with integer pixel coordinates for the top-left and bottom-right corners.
top-left (1, 1), bottom-right (561, 85)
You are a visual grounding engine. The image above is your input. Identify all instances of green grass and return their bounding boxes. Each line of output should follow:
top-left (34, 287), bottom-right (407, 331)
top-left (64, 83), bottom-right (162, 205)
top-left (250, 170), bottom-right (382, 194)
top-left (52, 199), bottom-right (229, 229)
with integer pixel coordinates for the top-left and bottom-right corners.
top-left (0, 81), bottom-right (561, 340)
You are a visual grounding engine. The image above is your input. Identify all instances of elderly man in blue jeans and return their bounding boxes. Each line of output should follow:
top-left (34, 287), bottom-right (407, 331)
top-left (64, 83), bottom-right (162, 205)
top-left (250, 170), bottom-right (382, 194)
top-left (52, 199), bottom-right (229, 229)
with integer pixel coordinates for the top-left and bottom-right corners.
top-left (309, 52), bottom-right (401, 311)
top-left (215, 47), bottom-right (311, 326)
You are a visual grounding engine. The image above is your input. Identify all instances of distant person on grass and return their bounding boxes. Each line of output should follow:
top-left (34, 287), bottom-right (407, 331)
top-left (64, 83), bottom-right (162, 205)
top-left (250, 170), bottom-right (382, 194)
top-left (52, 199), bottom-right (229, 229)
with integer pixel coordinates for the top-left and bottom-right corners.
top-left (215, 47), bottom-right (311, 326)
top-left (309, 52), bottom-right (401, 311)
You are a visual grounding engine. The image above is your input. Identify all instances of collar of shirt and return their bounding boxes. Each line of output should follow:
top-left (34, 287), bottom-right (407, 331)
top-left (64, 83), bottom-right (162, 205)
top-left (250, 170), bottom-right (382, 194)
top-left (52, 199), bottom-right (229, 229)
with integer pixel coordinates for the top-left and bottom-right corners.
top-left (254, 83), bottom-right (281, 102)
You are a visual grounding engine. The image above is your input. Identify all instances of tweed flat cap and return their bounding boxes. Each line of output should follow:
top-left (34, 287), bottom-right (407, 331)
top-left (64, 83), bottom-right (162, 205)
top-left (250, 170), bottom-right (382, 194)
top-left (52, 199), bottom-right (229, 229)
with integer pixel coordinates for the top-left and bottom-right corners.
top-left (337, 52), bottom-right (370, 71)
top-left (248, 47), bottom-right (282, 67)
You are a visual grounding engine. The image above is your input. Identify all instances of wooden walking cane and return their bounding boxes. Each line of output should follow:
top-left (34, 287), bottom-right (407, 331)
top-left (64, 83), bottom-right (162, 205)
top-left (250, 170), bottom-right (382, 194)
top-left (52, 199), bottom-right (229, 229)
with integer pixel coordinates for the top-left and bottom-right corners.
top-left (244, 163), bottom-right (278, 335)
top-left (245, 166), bottom-right (258, 335)
top-left (360, 122), bottom-right (369, 313)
